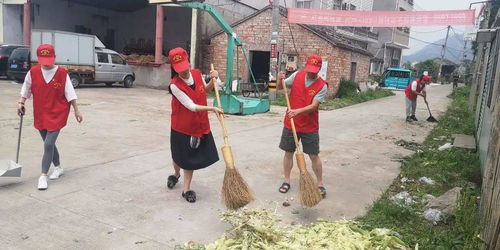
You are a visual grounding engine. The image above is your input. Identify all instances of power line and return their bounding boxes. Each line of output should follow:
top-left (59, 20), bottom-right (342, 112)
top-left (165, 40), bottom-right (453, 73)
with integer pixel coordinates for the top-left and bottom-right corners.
top-left (410, 27), bottom-right (449, 34)
top-left (379, 27), bottom-right (443, 46)
top-left (282, 0), bottom-right (299, 55)
top-left (408, 36), bottom-right (443, 46)
top-left (446, 48), bottom-right (461, 61)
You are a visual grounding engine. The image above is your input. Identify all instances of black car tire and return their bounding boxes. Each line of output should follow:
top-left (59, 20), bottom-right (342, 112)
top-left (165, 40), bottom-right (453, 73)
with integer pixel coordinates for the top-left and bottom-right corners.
top-left (123, 76), bottom-right (134, 88)
top-left (70, 74), bottom-right (81, 88)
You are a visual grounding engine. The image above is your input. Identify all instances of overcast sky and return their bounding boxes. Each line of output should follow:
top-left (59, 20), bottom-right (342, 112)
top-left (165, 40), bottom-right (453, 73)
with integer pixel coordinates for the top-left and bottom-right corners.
top-left (404, 0), bottom-right (483, 55)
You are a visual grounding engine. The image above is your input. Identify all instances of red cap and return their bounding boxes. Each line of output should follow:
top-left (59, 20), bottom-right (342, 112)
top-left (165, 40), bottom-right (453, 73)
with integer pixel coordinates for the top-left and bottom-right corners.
top-left (305, 54), bottom-right (322, 73)
top-left (36, 44), bottom-right (56, 66)
top-left (169, 47), bottom-right (190, 73)
top-left (422, 75), bottom-right (431, 82)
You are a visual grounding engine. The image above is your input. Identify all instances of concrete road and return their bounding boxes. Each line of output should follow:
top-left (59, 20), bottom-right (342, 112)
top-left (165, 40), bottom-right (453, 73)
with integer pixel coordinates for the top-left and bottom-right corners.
top-left (0, 80), bottom-right (452, 249)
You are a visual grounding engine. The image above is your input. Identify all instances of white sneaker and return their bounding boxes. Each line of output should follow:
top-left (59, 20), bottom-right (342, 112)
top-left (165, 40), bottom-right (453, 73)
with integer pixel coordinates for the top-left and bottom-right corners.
top-left (38, 176), bottom-right (48, 190)
top-left (49, 166), bottom-right (64, 180)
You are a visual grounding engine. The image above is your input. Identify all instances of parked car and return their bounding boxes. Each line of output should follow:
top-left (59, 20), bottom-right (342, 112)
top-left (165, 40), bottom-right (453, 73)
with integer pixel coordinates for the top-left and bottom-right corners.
top-left (380, 68), bottom-right (416, 89)
top-left (31, 29), bottom-right (135, 88)
top-left (0, 44), bottom-right (27, 77)
top-left (7, 47), bottom-right (31, 83)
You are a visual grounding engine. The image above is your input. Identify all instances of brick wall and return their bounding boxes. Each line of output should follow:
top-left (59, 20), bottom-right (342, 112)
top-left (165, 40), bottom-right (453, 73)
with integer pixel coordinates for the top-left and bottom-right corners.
top-left (202, 9), bottom-right (371, 96)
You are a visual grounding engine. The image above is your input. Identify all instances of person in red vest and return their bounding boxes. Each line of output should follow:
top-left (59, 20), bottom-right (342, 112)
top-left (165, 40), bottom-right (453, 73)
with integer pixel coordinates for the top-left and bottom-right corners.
top-left (167, 47), bottom-right (223, 203)
top-left (405, 75), bottom-right (430, 122)
top-left (277, 54), bottom-right (328, 198)
top-left (17, 44), bottom-right (83, 190)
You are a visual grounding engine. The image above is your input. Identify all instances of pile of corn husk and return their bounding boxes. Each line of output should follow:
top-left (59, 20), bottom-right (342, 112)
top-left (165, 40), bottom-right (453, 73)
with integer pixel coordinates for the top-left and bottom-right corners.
top-left (185, 208), bottom-right (410, 250)
top-left (122, 54), bottom-right (168, 64)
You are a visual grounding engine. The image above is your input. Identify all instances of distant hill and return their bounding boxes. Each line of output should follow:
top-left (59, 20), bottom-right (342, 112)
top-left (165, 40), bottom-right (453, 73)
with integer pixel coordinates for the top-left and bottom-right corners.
top-left (403, 33), bottom-right (473, 64)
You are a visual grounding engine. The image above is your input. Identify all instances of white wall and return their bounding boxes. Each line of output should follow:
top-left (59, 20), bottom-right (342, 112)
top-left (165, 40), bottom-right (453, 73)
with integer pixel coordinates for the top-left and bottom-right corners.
top-left (2, 4), bottom-right (23, 44)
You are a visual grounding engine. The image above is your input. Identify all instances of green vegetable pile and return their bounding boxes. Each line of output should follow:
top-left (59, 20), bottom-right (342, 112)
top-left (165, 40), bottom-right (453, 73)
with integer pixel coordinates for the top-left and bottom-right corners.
top-left (186, 209), bottom-right (410, 250)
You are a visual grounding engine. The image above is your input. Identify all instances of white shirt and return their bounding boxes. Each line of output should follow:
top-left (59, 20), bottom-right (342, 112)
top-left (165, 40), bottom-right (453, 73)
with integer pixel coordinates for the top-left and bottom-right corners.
top-left (170, 73), bottom-right (222, 111)
top-left (410, 80), bottom-right (426, 92)
top-left (20, 66), bottom-right (78, 102)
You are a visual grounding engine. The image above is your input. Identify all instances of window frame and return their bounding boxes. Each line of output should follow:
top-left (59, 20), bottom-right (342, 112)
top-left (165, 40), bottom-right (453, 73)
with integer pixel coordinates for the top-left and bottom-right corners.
top-left (110, 54), bottom-right (125, 65)
top-left (97, 52), bottom-right (110, 64)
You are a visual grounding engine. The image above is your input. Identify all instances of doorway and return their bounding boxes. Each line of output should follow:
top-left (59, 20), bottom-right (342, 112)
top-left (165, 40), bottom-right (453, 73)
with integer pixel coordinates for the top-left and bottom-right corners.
top-left (250, 51), bottom-right (270, 83)
top-left (350, 62), bottom-right (357, 82)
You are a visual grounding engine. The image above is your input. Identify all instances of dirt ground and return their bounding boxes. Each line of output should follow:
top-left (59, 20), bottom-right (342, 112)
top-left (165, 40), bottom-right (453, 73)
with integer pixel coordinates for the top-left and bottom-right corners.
top-left (0, 80), bottom-right (452, 249)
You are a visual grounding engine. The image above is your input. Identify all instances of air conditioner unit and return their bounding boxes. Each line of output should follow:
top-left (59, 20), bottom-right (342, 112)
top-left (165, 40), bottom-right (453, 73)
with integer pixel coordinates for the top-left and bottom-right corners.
top-left (285, 55), bottom-right (298, 72)
top-left (280, 54), bottom-right (288, 63)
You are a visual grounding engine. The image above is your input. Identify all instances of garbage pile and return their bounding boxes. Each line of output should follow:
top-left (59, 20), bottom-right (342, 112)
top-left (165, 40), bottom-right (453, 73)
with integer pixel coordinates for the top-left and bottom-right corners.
top-left (184, 208), bottom-right (410, 250)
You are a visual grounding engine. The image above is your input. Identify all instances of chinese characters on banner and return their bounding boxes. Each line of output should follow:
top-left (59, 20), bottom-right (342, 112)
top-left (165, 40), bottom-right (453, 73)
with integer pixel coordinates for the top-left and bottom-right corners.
top-left (271, 44), bottom-right (277, 58)
top-left (287, 9), bottom-right (475, 27)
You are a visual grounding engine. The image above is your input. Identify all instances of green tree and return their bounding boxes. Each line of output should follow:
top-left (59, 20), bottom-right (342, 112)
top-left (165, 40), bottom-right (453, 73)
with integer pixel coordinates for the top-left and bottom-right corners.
top-left (414, 60), bottom-right (440, 79)
top-left (403, 62), bottom-right (417, 77)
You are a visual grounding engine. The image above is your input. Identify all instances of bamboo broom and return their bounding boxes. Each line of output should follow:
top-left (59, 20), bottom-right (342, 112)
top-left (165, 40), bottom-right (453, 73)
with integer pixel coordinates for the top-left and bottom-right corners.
top-left (211, 64), bottom-right (254, 210)
top-left (280, 76), bottom-right (322, 207)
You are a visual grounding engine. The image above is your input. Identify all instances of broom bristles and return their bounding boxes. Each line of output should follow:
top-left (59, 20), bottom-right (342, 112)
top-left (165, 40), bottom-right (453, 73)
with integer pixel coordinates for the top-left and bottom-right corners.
top-left (222, 167), bottom-right (254, 210)
top-left (299, 170), bottom-right (322, 207)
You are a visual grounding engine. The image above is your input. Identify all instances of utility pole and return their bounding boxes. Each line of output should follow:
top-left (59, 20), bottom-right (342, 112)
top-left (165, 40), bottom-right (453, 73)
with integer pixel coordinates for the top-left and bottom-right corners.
top-left (438, 25), bottom-right (451, 79)
top-left (268, 0), bottom-right (280, 101)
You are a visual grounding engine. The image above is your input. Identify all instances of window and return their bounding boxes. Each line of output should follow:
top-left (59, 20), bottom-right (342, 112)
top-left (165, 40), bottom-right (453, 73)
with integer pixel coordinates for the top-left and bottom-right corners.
top-left (391, 59), bottom-right (400, 67)
top-left (97, 53), bottom-right (109, 63)
top-left (111, 54), bottom-right (125, 65)
top-left (392, 49), bottom-right (401, 59)
top-left (388, 71), bottom-right (409, 78)
top-left (342, 3), bottom-right (356, 10)
top-left (11, 48), bottom-right (29, 61)
top-left (0, 46), bottom-right (18, 56)
top-left (296, 0), bottom-right (311, 8)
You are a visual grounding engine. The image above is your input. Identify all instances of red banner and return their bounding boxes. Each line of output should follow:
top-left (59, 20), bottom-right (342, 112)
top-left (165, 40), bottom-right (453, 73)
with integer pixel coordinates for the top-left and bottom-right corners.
top-left (288, 9), bottom-right (475, 27)
top-left (271, 44), bottom-right (277, 58)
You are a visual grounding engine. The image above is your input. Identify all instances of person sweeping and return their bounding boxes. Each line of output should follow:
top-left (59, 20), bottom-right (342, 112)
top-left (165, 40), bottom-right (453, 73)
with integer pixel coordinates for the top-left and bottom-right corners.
top-left (277, 54), bottom-right (328, 199)
top-left (17, 44), bottom-right (83, 190)
top-left (166, 47), bottom-right (223, 203)
top-left (404, 75), bottom-right (430, 123)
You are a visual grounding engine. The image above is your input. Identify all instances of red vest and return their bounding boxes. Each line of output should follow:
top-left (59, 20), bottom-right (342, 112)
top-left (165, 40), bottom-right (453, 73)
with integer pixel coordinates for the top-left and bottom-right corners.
top-left (31, 66), bottom-right (70, 131)
top-left (284, 71), bottom-right (327, 133)
top-left (405, 80), bottom-right (424, 100)
top-left (170, 69), bottom-right (210, 137)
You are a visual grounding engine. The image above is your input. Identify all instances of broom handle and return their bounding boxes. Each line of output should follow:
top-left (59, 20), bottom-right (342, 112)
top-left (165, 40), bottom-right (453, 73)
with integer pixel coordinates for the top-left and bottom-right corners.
top-left (16, 113), bottom-right (24, 163)
top-left (423, 96), bottom-right (432, 114)
top-left (280, 76), bottom-right (303, 153)
top-left (211, 64), bottom-right (229, 146)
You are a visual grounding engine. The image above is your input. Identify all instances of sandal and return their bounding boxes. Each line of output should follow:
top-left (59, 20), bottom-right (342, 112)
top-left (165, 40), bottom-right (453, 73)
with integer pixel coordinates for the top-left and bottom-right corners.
top-left (318, 187), bottom-right (327, 198)
top-left (182, 190), bottom-right (197, 203)
top-left (167, 175), bottom-right (180, 189)
top-left (279, 182), bottom-right (291, 194)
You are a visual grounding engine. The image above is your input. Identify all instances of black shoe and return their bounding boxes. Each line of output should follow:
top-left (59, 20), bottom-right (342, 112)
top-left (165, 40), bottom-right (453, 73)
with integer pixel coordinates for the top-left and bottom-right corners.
top-left (406, 117), bottom-right (413, 123)
top-left (167, 175), bottom-right (180, 189)
top-left (182, 190), bottom-right (197, 203)
top-left (410, 115), bottom-right (418, 121)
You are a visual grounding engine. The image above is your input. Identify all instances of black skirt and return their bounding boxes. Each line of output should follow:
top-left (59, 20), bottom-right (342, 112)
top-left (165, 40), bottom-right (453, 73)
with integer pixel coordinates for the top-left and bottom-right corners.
top-left (170, 129), bottom-right (219, 170)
